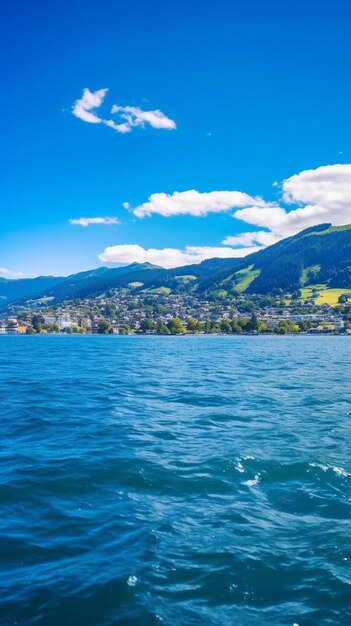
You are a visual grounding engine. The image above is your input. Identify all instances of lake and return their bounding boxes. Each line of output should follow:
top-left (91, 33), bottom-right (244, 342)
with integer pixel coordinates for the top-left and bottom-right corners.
top-left (0, 335), bottom-right (350, 625)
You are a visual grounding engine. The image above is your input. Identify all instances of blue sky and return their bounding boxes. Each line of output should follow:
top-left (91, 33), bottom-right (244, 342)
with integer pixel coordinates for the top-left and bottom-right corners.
top-left (2, 0), bottom-right (351, 277)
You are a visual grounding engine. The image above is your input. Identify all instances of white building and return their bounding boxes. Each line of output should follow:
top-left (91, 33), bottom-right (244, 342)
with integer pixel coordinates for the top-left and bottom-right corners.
top-left (57, 314), bottom-right (74, 330)
top-left (43, 313), bottom-right (56, 325)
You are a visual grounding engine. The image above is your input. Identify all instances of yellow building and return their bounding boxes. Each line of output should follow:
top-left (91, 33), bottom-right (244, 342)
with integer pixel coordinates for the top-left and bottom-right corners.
top-left (16, 326), bottom-right (28, 334)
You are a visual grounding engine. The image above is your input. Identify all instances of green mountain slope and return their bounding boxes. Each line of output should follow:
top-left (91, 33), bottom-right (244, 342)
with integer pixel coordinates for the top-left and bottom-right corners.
top-left (1, 263), bottom-right (163, 306)
top-left (135, 223), bottom-right (351, 296)
top-left (0, 276), bottom-right (65, 306)
top-left (3, 223), bottom-right (351, 306)
top-left (231, 222), bottom-right (351, 294)
top-left (39, 263), bottom-right (163, 301)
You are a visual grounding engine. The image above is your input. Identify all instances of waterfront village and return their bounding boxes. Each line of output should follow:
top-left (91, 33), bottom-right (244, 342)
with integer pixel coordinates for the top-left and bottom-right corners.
top-left (1, 288), bottom-right (351, 336)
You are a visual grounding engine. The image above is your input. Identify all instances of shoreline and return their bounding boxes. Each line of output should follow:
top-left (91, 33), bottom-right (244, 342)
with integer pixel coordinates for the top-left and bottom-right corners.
top-left (1, 332), bottom-right (350, 338)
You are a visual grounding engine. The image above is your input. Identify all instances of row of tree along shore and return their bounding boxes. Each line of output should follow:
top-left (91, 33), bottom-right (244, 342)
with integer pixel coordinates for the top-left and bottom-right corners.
top-left (1, 312), bottom-right (348, 335)
top-left (2, 288), bottom-right (350, 335)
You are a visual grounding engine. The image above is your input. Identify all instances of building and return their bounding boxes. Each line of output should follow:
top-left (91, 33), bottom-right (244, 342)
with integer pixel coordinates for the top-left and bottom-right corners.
top-left (57, 314), bottom-right (73, 330)
top-left (43, 313), bottom-right (56, 325)
top-left (5, 326), bottom-right (18, 334)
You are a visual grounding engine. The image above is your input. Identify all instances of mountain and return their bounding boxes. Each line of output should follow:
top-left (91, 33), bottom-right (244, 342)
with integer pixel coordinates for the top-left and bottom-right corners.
top-left (142, 223), bottom-right (351, 296)
top-left (218, 223), bottom-right (351, 295)
top-left (34, 263), bottom-right (164, 302)
top-left (0, 275), bottom-right (65, 307)
top-left (2, 223), bottom-right (351, 307)
top-left (0, 263), bottom-right (162, 307)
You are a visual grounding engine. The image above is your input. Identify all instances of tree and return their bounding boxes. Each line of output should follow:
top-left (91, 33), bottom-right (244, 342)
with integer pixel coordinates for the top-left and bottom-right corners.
top-left (154, 304), bottom-right (167, 314)
top-left (104, 303), bottom-right (116, 317)
top-left (187, 318), bottom-right (201, 333)
top-left (31, 315), bottom-right (43, 333)
top-left (97, 320), bottom-right (113, 334)
top-left (203, 321), bottom-right (212, 334)
top-left (236, 317), bottom-right (248, 331)
top-left (258, 321), bottom-right (269, 333)
top-left (140, 318), bottom-right (155, 333)
top-left (247, 311), bottom-right (259, 332)
top-left (43, 323), bottom-right (60, 333)
top-left (167, 317), bottom-right (185, 334)
top-left (156, 321), bottom-right (170, 335)
top-left (240, 300), bottom-right (255, 312)
top-left (258, 296), bottom-right (276, 309)
top-left (208, 322), bottom-right (220, 334)
top-left (119, 325), bottom-right (132, 335)
top-left (220, 319), bottom-right (232, 334)
top-left (231, 323), bottom-right (243, 334)
top-left (298, 321), bottom-right (311, 332)
top-left (274, 320), bottom-right (299, 334)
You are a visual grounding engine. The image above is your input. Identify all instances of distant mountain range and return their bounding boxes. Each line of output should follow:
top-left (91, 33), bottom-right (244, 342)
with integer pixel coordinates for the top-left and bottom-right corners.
top-left (1, 223), bottom-right (351, 307)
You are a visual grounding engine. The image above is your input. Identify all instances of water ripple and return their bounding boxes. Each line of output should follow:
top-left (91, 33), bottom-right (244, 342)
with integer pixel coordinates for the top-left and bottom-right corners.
top-left (0, 335), bottom-right (350, 626)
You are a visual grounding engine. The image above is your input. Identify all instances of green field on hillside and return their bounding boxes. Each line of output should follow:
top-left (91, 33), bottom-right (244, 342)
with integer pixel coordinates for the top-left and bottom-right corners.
top-left (300, 284), bottom-right (351, 306)
top-left (300, 265), bottom-right (321, 286)
top-left (174, 275), bottom-right (197, 282)
top-left (144, 286), bottom-right (171, 295)
top-left (234, 266), bottom-right (261, 292)
top-left (208, 289), bottom-right (228, 299)
top-left (312, 224), bottom-right (351, 236)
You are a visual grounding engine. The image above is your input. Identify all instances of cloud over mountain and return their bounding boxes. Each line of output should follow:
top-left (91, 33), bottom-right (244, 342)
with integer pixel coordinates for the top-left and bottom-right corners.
top-left (98, 244), bottom-right (258, 269)
top-left (0, 267), bottom-right (25, 278)
top-left (121, 164), bottom-right (351, 265)
top-left (222, 231), bottom-right (280, 247)
top-left (234, 164), bottom-right (351, 239)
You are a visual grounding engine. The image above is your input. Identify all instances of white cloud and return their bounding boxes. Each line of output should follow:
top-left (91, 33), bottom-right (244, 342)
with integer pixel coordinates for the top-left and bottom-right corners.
top-left (72, 88), bottom-right (176, 134)
top-left (234, 205), bottom-right (289, 234)
top-left (222, 231), bottom-right (280, 247)
top-left (233, 164), bottom-right (351, 238)
top-left (282, 164), bottom-right (351, 207)
top-left (127, 164), bottom-right (351, 239)
top-left (0, 267), bottom-right (25, 279)
top-left (103, 119), bottom-right (131, 134)
top-left (69, 217), bottom-right (120, 227)
top-left (111, 105), bottom-right (176, 130)
top-left (72, 88), bottom-right (108, 124)
top-left (130, 189), bottom-right (268, 218)
top-left (98, 244), bottom-right (259, 269)
top-left (99, 163), bottom-right (351, 270)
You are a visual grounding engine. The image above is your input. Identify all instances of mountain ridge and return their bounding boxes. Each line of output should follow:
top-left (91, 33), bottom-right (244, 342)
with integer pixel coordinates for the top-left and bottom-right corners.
top-left (1, 223), bottom-right (351, 307)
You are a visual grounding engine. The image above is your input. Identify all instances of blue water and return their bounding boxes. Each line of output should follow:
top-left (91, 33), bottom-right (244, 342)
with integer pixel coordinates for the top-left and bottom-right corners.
top-left (0, 336), bottom-right (350, 626)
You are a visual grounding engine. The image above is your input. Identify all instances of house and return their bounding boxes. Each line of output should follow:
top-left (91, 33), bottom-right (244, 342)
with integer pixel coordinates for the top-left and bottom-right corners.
top-left (57, 314), bottom-right (73, 330)
top-left (43, 313), bottom-right (56, 325)
top-left (5, 326), bottom-right (18, 334)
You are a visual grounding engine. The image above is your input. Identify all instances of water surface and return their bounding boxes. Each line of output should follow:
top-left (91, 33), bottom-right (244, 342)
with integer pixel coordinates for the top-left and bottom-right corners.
top-left (0, 336), bottom-right (350, 625)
